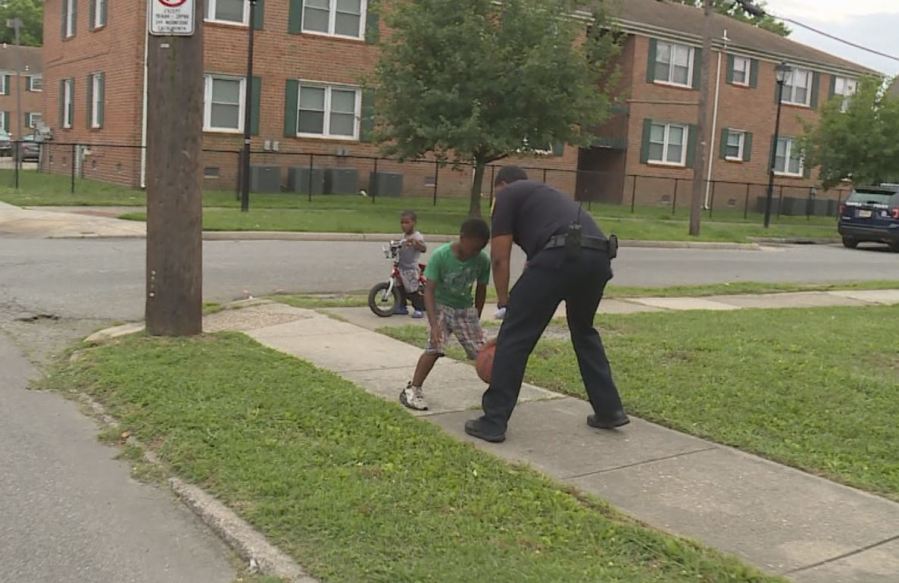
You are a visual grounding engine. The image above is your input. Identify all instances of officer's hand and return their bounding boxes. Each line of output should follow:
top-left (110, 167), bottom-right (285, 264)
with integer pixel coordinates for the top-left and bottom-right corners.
top-left (494, 307), bottom-right (507, 320)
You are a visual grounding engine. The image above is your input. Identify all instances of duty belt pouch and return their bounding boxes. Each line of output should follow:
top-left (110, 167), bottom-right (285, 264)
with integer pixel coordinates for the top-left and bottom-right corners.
top-left (565, 223), bottom-right (582, 259)
top-left (608, 234), bottom-right (619, 260)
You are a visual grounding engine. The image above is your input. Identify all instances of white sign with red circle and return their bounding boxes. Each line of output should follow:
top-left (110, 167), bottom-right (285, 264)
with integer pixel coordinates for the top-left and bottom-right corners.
top-left (149, 0), bottom-right (195, 36)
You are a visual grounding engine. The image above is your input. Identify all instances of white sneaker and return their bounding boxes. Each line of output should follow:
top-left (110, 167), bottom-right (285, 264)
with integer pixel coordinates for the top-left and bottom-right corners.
top-left (399, 383), bottom-right (429, 411)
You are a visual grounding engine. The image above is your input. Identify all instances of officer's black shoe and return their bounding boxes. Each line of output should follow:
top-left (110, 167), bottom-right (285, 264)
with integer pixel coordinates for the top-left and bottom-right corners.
top-left (587, 411), bottom-right (630, 430)
top-left (464, 419), bottom-right (506, 443)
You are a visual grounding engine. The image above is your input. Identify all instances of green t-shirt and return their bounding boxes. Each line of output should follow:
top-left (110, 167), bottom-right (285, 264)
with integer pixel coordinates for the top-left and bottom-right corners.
top-left (424, 243), bottom-right (491, 309)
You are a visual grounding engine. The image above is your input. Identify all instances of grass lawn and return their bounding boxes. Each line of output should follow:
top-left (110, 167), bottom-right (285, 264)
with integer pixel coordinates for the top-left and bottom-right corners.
top-left (381, 306), bottom-right (899, 502)
top-left (47, 333), bottom-right (776, 583)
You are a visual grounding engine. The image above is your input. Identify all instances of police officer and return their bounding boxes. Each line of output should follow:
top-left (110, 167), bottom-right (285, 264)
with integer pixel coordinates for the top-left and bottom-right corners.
top-left (464, 166), bottom-right (629, 443)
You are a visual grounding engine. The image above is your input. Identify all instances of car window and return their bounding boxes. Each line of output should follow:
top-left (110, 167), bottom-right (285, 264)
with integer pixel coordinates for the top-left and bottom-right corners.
top-left (847, 190), bottom-right (896, 207)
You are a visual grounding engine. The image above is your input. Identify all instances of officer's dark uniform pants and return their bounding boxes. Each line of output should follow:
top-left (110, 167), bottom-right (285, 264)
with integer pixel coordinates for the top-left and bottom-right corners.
top-left (481, 248), bottom-right (624, 431)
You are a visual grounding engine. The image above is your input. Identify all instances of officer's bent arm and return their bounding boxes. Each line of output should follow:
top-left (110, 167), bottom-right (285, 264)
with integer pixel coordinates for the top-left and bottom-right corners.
top-left (491, 235), bottom-right (514, 306)
top-left (475, 282), bottom-right (487, 318)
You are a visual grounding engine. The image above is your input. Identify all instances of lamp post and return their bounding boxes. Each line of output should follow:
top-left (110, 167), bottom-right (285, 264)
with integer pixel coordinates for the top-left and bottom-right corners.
top-left (764, 62), bottom-right (790, 228)
top-left (240, 0), bottom-right (258, 213)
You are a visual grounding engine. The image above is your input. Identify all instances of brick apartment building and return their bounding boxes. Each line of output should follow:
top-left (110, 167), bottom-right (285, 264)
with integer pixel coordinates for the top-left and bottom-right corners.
top-left (41, 0), bottom-right (874, 206)
top-left (0, 45), bottom-right (43, 139)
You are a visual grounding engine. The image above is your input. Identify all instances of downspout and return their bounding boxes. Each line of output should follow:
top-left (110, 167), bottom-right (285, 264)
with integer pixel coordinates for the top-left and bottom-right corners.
top-left (140, 0), bottom-right (149, 188)
top-left (704, 29), bottom-right (728, 209)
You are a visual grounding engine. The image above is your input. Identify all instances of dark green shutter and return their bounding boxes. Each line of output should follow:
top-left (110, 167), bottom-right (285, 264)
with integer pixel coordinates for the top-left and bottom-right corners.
top-left (59, 80), bottom-right (65, 126)
top-left (640, 118), bottom-right (652, 163)
top-left (69, 79), bottom-right (75, 127)
top-left (89, 0), bottom-right (95, 30)
top-left (725, 54), bottom-right (735, 85)
top-left (252, 0), bottom-right (264, 30)
top-left (551, 142), bottom-right (564, 157)
top-left (828, 75), bottom-right (836, 100)
top-left (749, 59), bottom-right (758, 88)
top-left (719, 128), bottom-right (729, 159)
top-left (3, 112), bottom-right (9, 133)
top-left (97, 74), bottom-right (105, 128)
top-left (743, 132), bottom-right (752, 162)
top-left (3, 76), bottom-right (9, 96)
top-left (365, 4), bottom-right (380, 43)
top-left (810, 72), bottom-right (820, 108)
top-left (61, 0), bottom-right (67, 38)
top-left (250, 76), bottom-right (261, 135)
top-left (24, 113), bottom-right (29, 129)
top-left (360, 90), bottom-right (375, 142)
top-left (72, 0), bottom-right (77, 37)
top-left (686, 124), bottom-right (697, 166)
top-left (86, 74), bottom-right (93, 128)
top-left (288, 0), bottom-right (303, 34)
top-left (691, 48), bottom-right (702, 89)
top-left (284, 79), bottom-right (299, 136)
top-left (100, 0), bottom-right (107, 27)
top-left (646, 38), bottom-right (658, 83)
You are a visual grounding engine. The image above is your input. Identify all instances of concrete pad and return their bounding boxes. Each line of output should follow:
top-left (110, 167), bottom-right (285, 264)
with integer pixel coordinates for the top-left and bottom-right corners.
top-left (630, 297), bottom-right (742, 311)
top-left (324, 307), bottom-right (429, 331)
top-left (828, 289), bottom-right (899, 305)
top-left (428, 398), bottom-right (714, 478)
top-left (344, 363), bottom-right (560, 415)
top-left (240, 312), bottom-right (362, 338)
top-left (568, 448), bottom-right (899, 574)
top-left (204, 304), bottom-right (312, 333)
top-left (790, 538), bottom-right (899, 583)
top-left (711, 292), bottom-right (870, 310)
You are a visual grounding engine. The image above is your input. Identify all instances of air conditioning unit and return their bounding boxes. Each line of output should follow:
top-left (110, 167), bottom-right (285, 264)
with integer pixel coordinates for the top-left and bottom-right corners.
top-left (287, 167), bottom-right (325, 195)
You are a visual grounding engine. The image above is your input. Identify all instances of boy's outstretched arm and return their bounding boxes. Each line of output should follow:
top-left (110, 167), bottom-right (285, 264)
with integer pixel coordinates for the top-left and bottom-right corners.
top-left (475, 282), bottom-right (487, 318)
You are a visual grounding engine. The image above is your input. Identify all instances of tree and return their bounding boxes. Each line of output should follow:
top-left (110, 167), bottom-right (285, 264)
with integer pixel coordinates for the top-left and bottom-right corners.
top-left (371, 0), bottom-right (621, 216)
top-left (0, 0), bottom-right (43, 46)
top-left (802, 77), bottom-right (899, 189)
top-left (671, 0), bottom-right (790, 37)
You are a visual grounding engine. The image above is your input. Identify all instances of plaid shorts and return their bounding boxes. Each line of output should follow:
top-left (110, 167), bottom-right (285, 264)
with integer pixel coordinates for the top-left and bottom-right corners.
top-left (426, 305), bottom-right (485, 360)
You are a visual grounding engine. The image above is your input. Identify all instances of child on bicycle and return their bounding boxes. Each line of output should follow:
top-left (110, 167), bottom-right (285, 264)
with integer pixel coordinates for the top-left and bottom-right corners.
top-left (400, 218), bottom-right (491, 411)
top-left (396, 210), bottom-right (427, 318)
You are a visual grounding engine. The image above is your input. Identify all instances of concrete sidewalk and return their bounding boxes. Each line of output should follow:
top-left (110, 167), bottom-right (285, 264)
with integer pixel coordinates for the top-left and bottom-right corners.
top-left (202, 301), bottom-right (899, 582)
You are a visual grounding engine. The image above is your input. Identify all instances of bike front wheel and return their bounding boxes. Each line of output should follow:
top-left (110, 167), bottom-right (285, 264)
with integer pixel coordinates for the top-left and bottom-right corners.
top-left (368, 282), bottom-right (400, 318)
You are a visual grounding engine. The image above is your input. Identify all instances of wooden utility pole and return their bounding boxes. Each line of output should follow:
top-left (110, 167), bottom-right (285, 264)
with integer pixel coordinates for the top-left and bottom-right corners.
top-left (689, 0), bottom-right (714, 237)
top-left (145, 0), bottom-right (204, 336)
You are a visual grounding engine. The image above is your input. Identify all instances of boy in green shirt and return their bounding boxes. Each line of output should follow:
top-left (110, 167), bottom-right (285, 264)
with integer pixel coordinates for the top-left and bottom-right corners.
top-left (400, 218), bottom-right (492, 411)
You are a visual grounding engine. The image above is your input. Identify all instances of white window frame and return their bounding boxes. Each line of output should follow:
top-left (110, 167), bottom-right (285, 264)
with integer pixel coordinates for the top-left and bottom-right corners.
top-left (63, 79), bottom-right (74, 128)
top-left (834, 77), bottom-right (857, 113)
top-left (203, 74), bottom-right (246, 133)
top-left (90, 73), bottom-right (102, 129)
top-left (302, 0), bottom-right (368, 40)
top-left (27, 112), bottom-right (42, 128)
top-left (725, 130), bottom-right (746, 161)
top-left (28, 75), bottom-right (42, 92)
top-left (774, 137), bottom-right (804, 177)
top-left (648, 122), bottom-right (689, 167)
top-left (205, 0), bottom-right (250, 27)
top-left (732, 56), bottom-right (750, 86)
top-left (296, 82), bottom-right (362, 141)
top-left (94, 0), bottom-right (107, 28)
top-left (654, 41), bottom-right (694, 89)
top-left (65, 0), bottom-right (76, 38)
top-left (782, 67), bottom-right (812, 107)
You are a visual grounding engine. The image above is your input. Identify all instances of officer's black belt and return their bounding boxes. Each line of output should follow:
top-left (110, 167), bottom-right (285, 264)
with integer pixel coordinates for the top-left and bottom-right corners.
top-left (543, 234), bottom-right (610, 252)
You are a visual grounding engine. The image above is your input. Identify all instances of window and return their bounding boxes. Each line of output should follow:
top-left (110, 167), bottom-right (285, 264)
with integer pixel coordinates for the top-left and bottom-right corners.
top-left (303, 0), bottom-right (367, 39)
top-left (774, 137), bottom-right (803, 176)
top-left (732, 56), bottom-right (750, 86)
top-left (782, 67), bottom-right (812, 106)
top-left (27, 112), bottom-right (42, 128)
top-left (648, 122), bottom-right (688, 166)
top-left (0, 111), bottom-right (6, 132)
top-left (93, 0), bottom-right (107, 28)
top-left (654, 41), bottom-right (693, 87)
top-left (28, 75), bottom-right (42, 92)
top-left (834, 77), bottom-right (857, 113)
top-left (0, 75), bottom-right (6, 95)
top-left (206, 0), bottom-right (248, 25)
top-left (89, 73), bottom-right (104, 129)
top-left (62, 79), bottom-right (74, 128)
top-left (204, 75), bottom-right (245, 132)
top-left (63, 0), bottom-right (76, 38)
top-left (725, 130), bottom-right (745, 160)
top-left (297, 83), bottom-right (360, 139)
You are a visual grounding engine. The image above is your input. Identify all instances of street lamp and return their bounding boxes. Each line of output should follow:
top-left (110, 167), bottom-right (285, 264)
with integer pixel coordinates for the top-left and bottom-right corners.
top-left (764, 62), bottom-right (790, 228)
top-left (240, 0), bottom-right (258, 213)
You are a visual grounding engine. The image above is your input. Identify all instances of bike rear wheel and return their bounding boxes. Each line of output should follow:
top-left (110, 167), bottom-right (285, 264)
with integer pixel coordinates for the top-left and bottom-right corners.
top-left (368, 282), bottom-right (400, 318)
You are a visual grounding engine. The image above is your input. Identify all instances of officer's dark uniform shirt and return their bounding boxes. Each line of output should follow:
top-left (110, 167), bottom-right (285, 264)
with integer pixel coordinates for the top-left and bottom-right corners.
top-left (491, 180), bottom-right (605, 264)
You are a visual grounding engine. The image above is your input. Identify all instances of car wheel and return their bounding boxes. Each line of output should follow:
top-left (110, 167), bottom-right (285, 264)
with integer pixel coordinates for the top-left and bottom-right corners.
top-left (841, 237), bottom-right (859, 249)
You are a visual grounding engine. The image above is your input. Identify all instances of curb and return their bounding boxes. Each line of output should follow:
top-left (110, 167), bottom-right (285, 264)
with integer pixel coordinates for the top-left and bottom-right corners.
top-left (75, 393), bottom-right (317, 583)
top-left (750, 237), bottom-right (840, 245)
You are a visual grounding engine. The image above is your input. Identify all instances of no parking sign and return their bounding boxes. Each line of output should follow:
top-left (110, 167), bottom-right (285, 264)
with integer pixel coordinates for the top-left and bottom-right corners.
top-left (149, 0), bottom-right (196, 36)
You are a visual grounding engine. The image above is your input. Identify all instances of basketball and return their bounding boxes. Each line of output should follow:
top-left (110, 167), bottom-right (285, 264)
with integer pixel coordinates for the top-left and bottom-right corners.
top-left (475, 342), bottom-right (496, 384)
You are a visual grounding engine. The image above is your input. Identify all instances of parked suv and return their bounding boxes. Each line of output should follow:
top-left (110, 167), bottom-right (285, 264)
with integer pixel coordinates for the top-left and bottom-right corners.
top-left (838, 184), bottom-right (899, 252)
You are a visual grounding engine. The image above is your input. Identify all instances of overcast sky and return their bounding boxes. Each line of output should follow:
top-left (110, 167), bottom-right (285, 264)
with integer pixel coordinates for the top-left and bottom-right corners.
top-left (768, 0), bottom-right (899, 76)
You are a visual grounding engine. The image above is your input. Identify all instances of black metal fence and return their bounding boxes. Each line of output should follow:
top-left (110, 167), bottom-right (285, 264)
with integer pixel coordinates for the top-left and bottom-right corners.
top-left (0, 141), bottom-right (851, 221)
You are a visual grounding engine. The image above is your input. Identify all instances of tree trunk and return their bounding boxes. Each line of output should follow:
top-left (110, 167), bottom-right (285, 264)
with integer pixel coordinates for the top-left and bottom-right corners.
top-left (469, 160), bottom-right (486, 217)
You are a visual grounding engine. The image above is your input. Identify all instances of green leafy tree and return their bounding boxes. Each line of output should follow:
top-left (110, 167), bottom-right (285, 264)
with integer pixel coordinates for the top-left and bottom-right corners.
top-left (671, 0), bottom-right (790, 37)
top-left (802, 77), bottom-right (899, 188)
top-left (371, 0), bottom-right (621, 216)
top-left (0, 0), bottom-right (43, 46)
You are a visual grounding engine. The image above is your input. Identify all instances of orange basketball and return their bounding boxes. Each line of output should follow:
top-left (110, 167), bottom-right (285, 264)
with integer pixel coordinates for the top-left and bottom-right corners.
top-left (475, 343), bottom-right (496, 384)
